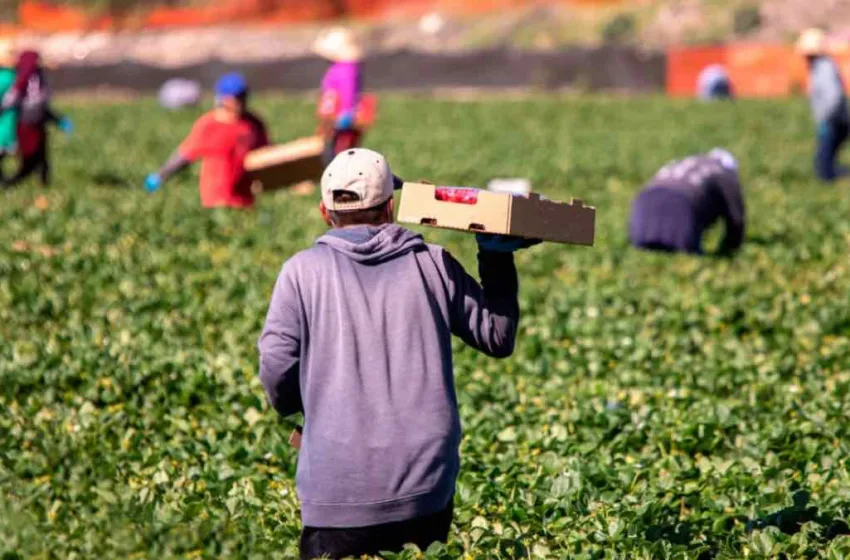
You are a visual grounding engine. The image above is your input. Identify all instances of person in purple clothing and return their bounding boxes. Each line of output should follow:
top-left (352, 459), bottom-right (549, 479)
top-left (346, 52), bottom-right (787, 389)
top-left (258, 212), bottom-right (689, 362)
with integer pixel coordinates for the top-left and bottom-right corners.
top-left (313, 27), bottom-right (365, 165)
top-left (629, 149), bottom-right (746, 256)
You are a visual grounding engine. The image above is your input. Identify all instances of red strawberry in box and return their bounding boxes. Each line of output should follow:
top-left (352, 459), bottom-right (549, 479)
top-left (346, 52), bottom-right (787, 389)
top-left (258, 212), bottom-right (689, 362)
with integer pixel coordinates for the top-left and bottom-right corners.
top-left (435, 187), bottom-right (480, 204)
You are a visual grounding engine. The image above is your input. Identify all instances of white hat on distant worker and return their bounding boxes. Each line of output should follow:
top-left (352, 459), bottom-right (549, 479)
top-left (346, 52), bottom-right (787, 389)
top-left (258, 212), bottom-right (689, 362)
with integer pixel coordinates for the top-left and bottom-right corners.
top-left (313, 27), bottom-right (364, 63)
top-left (797, 28), bottom-right (828, 56)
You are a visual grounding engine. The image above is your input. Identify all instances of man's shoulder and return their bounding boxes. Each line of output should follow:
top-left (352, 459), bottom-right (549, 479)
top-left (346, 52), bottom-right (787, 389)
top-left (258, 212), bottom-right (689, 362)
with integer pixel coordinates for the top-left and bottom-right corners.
top-left (415, 241), bottom-right (446, 261)
top-left (814, 57), bottom-right (841, 78)
top-left (282, 244), bottom-right (334, 272)
top-left (189, 111), bottom-right (219, 133)
top-left (195, 111), bottom-right (217, 124)
top-left (421, 243), bottom-right (468, 276)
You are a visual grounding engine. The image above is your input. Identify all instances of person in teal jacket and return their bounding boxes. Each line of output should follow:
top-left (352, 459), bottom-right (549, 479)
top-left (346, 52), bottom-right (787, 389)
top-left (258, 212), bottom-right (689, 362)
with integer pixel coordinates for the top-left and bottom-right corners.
top-left (0, 40), bottom-right (17, 183)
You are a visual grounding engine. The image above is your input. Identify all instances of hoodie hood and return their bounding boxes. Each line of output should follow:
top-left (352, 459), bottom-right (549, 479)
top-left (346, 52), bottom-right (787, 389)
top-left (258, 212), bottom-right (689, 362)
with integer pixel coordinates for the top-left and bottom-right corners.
top-left (317, 223), bottom-right (425, 265)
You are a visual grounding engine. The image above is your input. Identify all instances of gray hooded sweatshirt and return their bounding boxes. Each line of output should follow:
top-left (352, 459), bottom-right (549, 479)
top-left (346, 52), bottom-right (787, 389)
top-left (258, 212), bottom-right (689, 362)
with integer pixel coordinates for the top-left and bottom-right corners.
top-left (258, 223), bottom-right (519, 528)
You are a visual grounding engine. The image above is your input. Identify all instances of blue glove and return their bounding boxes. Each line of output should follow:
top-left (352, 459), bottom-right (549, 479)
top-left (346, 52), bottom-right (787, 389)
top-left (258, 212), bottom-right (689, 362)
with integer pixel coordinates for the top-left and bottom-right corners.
top-left (58, 117), bottom-right (73, 135)
top-left (818, 122), bottom-right (831, 139)
top-left (476, 233), bottom-right (541, 253)
top-left (335, 111), bottom-right (355, 131)
top-left (144, 173), bottom-right (162, 193)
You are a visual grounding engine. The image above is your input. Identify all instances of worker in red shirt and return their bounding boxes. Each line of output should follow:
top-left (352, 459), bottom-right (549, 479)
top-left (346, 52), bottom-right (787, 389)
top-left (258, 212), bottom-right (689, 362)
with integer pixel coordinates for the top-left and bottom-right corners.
top-left (145, 73), bottom-right (269, 208)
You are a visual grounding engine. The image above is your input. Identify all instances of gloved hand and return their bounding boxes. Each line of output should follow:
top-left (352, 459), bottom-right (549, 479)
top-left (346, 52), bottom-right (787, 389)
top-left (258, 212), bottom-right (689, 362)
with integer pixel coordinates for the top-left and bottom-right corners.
top-left (58, 117), bottom-right (73, 135)
top-left (476, 233), bottom-right (541, 253)
top-left (335, 111), bottom-right (355, 131)
top-left (144, 173), bottom-right (162, 193)
top-left (818, 122), bottom-right (831, 139)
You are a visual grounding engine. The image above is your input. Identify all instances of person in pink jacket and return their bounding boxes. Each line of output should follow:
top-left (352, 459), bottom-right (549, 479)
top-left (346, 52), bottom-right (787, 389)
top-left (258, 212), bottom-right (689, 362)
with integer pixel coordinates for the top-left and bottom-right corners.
top-left (313, 28), bottom-right (365, 166)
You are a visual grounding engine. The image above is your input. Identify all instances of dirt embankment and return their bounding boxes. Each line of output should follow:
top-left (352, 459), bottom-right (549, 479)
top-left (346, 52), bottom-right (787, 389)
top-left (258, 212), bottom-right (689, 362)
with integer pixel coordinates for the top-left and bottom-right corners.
top-left (14, 1), bottom-right (850, 72)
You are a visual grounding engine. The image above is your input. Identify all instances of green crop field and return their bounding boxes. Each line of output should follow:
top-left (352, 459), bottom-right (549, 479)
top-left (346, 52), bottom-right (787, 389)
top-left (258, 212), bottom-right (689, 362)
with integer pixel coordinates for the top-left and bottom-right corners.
top-left (2, 95), bottom-right (850, 559)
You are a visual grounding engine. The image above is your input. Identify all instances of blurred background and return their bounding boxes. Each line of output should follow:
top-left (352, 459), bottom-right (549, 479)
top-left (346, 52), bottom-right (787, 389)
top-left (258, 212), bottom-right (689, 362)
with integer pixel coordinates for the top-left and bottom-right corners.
top-left (0, 0), bottom-right (848, 97)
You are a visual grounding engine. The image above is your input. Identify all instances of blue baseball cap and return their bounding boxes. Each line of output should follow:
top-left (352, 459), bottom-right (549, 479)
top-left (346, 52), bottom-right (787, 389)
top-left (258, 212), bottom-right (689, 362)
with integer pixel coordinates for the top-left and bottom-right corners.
top-left (214, 73), bottom-right (248, 97)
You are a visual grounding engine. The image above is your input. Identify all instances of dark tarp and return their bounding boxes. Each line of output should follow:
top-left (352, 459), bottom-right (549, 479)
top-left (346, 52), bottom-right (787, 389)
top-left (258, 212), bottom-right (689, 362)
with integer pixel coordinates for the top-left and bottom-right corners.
top-left (50, 46), bottom-right (664, 93)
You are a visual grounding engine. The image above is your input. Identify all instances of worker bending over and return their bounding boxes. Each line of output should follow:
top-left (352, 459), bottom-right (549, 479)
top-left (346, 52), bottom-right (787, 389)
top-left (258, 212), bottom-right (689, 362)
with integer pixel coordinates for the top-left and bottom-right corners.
top-left (629, 149), bottom-right (745, 256)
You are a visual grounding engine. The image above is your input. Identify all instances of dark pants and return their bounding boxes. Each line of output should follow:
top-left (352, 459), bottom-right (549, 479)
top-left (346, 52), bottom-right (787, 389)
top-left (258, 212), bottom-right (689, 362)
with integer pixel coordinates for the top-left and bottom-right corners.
top-left (322, 128), bottom-right (363, 167)
top-left (7, 144), bottom-right (50, 187)
top-left (300, 501), bottom-right (453, 560)
top-left (7, 122), bottom-right (50, 187)
top-left (815, 119), bottom-right (849, 182)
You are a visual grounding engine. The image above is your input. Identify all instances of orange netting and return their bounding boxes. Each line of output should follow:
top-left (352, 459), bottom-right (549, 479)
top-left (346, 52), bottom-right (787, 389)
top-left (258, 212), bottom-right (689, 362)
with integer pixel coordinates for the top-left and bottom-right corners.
top-left (668, 42), bottom-right (850, 98)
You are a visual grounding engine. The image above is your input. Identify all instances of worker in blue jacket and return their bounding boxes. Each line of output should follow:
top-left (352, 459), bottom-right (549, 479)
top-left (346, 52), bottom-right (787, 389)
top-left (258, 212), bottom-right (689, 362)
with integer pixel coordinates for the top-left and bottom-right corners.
top-left (797, 28), bottom-right (850, 182)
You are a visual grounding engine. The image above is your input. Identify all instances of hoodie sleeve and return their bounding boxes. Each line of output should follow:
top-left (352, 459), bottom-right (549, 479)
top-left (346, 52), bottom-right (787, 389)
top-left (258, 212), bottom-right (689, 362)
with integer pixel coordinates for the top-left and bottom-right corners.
top-left (441, 249), bottom-right (519, 358)
top-left (258, 263), bottom-right (304, 417)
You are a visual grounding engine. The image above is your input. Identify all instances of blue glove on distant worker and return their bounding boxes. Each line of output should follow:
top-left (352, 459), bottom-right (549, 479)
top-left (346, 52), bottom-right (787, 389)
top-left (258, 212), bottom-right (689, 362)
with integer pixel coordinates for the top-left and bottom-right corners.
top-left (144, 173), bottom-right (162, 193)
top-left (818, 122), bottom-right (831, 140)
top-left (335, 111), bottom-right (355, 131)
top-left (58, 117), bottom-right (74, 135)
top-left (476, 233), bottom-right (541, 253)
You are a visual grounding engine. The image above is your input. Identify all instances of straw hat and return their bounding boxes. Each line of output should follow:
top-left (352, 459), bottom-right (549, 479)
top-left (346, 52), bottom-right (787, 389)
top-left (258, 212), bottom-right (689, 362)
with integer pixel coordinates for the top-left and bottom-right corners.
top-left (0, 38), bottom-right (16, 68)
top-left (797, 28), bottom-right (828, 56)
top-left (312, 27), bottom-right (363, 63)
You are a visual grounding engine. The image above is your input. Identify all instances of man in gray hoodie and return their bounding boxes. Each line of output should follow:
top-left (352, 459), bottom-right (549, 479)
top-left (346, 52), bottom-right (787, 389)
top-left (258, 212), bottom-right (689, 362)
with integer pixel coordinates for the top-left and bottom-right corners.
top-left (258, 148), bottom-right (536, 559)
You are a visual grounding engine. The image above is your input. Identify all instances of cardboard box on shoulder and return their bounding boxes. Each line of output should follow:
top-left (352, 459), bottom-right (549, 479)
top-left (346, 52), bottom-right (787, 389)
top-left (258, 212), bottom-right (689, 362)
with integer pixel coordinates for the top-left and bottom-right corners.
top-left (245, 136), bottom-right (325, 192)
top-left (397, 182), bottom-right (595, 246)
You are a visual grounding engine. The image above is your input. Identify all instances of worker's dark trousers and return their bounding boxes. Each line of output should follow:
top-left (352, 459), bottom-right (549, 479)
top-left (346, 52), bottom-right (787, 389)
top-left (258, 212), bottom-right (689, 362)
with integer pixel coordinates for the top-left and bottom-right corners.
top-left (815, 118), bottom-right (849, 182)
top-left (7, 146), bottom-right (50, 187)
top-left (299, 501), bottom-right (453, 560)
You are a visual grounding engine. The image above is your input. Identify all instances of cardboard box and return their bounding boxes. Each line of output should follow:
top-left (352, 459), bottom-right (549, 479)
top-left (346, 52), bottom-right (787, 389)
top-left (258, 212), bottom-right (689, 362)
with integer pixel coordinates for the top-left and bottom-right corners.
top-left (245, 136), bottom-right (325, 192)
top-left (397, 182), bottom-right (595, 246)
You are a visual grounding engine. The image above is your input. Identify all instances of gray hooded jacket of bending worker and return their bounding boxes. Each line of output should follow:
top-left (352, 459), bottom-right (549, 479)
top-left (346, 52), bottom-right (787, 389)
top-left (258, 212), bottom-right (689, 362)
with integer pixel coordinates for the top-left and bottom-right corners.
top-left (809, 56), bottom-right (849, 125)
top-left (258, 224), bottom-right (519, 528)
top-left (629, 155), bottom-right (746, 255)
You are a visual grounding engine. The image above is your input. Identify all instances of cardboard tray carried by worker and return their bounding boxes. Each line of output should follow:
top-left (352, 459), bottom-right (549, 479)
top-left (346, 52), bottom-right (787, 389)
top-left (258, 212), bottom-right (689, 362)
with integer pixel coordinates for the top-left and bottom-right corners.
top-left (397, 182), bottom-right (595, 246)
top-left (245, 136), bottom-right (325, 192)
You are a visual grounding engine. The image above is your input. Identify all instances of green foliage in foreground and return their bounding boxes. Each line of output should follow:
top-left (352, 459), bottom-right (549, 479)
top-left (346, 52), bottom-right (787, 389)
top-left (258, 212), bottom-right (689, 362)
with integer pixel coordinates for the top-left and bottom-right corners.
top-left (2, 95), bottom-right (850, 559)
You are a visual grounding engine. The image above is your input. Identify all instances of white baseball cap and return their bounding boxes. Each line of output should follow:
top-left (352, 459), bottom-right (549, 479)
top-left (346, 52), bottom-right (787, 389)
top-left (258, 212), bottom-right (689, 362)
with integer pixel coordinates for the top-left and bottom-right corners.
top-left (321, 148), bottom-right (397, 211)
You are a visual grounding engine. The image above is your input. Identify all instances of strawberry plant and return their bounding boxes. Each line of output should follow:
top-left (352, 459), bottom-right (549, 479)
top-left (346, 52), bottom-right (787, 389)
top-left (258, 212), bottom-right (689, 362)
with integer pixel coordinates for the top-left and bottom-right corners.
top-left (1, 95), bottom-right (850, 558)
